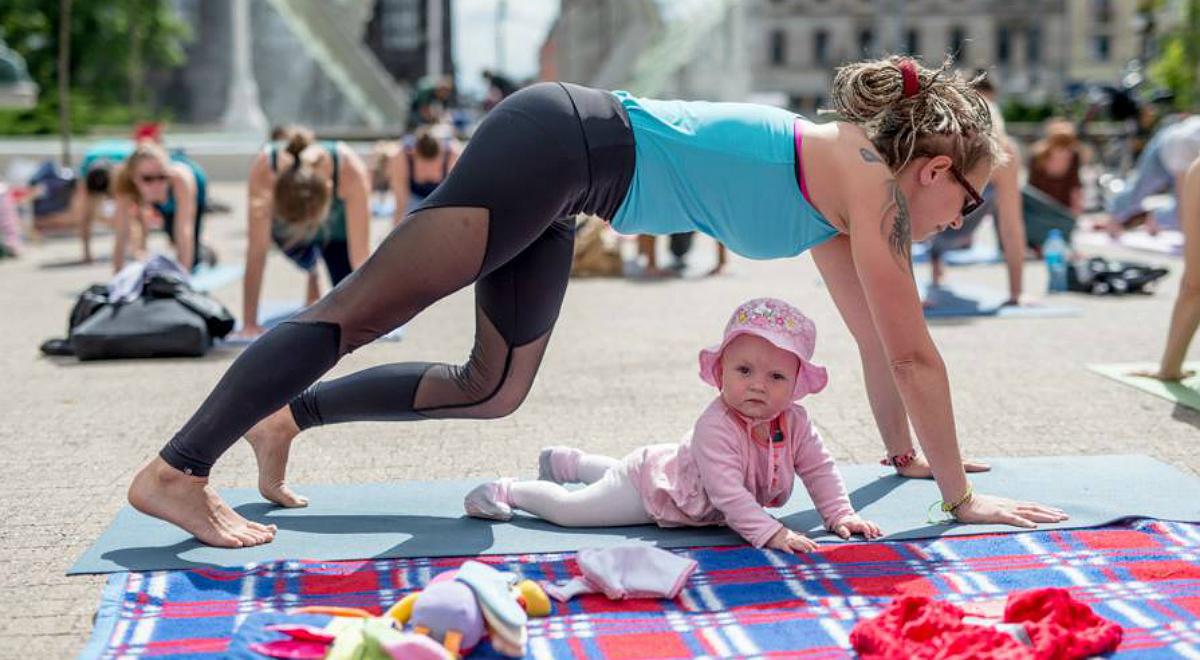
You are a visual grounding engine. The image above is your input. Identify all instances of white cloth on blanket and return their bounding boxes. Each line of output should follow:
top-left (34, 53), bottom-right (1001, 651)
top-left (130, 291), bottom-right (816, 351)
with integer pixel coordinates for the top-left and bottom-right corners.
top-left (543, 546), bottom-right (698, 602)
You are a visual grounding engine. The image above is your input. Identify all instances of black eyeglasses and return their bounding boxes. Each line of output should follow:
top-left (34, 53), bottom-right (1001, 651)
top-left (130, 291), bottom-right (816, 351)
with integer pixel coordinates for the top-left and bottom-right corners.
top-left (948, 165), bottom-right (985, 217)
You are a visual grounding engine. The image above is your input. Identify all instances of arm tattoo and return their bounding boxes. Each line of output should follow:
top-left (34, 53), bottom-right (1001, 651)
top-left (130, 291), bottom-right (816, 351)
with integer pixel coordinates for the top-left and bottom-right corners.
top-left (881, 180), bottom-right (913, 273)
top-left (859, 148), bottom-right (884, 165)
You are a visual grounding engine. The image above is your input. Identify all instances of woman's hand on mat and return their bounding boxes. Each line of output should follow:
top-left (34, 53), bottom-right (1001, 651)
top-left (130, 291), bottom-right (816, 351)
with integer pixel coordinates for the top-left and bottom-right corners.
top-left (768, 527), bottom-right (819, 554)
top-left (895, 454), bottom-right (990, 479)
top-left (230, 324), bottom-right (267, 341)
top-left (1131, 368), bottom-right (1195, 382)
top-left (952, 493), bottom-right (1070, 528)
top-left (832, 515), bottom-right (883, 540)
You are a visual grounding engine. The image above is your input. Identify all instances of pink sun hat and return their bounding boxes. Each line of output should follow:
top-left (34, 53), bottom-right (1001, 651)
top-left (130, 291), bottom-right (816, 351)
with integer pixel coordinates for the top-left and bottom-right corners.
top-left (698, 297), bottom-right (828, 400)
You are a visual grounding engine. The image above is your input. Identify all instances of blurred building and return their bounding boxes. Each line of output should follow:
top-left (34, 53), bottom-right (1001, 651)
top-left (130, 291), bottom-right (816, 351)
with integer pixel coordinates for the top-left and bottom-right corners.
top-left (156, 0), bottom-right (451, 129)
top-left (365, 0), bottom-right (453, 82)
top-left (541, 0), bottom-right (751, 102)
top-left (540, 1), bottom-right (660, 89)
top-left (1065, 0), bottom-right (1141, 87)
top-left (746, 0), bottom-right (1147, 114)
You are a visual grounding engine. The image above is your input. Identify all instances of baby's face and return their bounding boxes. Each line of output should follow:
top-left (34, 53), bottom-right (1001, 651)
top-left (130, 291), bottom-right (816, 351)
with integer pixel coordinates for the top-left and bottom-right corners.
top-left (718, 334), bottom-right (800, 422)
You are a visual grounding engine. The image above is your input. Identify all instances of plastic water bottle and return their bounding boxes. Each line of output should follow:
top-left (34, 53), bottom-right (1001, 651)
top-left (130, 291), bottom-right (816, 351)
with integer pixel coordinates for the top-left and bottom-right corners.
top-left (1043, 229), bottom-right (1069, 293)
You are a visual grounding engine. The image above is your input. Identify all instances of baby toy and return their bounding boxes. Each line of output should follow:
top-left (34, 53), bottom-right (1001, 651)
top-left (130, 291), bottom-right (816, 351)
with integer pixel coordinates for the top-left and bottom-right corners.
top-left (388, 560), bottom-right (551, 657)
top-left (249, 560), bottom-right (550, 659)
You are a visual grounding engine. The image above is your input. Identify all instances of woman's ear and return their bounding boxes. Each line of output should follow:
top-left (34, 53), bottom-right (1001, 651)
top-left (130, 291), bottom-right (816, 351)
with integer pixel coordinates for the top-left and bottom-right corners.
top-left (919, 154), bottom-right (953, 186)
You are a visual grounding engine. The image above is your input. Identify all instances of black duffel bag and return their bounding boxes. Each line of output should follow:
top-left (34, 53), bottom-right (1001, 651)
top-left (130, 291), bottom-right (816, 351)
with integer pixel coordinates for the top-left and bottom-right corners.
top-left (41, 271), bottom-right (235, 360)
top-left (142, 271), bottom-right (235, 339)
top-left (70, 296), bottom-right (211, 360)
top-left (1066, 257), bottom-right (1170, 295)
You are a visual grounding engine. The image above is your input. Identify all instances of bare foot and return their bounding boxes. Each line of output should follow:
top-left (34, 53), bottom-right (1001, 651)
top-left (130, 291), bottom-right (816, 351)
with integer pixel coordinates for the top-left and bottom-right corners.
top-left (245, 407), bottom-right (308, 508)
top-left (895, 455), bottom-right (991, 479)
top-left (1131, 368), bottom-right (1195, 382)
top-left (128, 457), bottom-right (277, 548)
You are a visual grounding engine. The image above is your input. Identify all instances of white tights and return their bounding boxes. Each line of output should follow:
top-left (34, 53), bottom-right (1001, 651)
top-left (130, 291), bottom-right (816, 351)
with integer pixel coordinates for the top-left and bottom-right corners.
top-left (508, 452), bottom-right (653, 527)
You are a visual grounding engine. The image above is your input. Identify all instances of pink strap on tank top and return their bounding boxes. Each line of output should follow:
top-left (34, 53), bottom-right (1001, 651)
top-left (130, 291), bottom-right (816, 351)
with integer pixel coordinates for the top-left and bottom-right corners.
top-left (793, 118), bottom-right (815, 207)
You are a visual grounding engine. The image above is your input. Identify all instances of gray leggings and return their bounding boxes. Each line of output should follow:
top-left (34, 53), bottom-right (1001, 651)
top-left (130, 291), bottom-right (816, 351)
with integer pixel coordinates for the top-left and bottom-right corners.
top-left (159, 83), bottom-right (636, 476)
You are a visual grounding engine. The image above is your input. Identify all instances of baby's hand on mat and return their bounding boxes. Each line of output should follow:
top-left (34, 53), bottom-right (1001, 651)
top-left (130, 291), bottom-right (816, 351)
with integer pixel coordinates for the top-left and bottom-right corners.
top-left (953, 492), bottom-right (1069, 528)
top-left (767, 527), bottom-right (819, 555)
top-left (832, 514), bottom-right (883, 540)
top-left (896, 454), bottom-right (990, 479)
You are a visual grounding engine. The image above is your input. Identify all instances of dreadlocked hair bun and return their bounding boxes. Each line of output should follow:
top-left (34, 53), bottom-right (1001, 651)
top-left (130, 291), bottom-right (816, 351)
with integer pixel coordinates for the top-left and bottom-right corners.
top-left (830, 55), bottom-right (1006, 172)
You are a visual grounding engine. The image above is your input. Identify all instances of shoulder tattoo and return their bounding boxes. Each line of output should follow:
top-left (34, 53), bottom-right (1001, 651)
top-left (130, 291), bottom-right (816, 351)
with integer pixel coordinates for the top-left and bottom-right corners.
top-left (881, 179), bottom-right (913, 272)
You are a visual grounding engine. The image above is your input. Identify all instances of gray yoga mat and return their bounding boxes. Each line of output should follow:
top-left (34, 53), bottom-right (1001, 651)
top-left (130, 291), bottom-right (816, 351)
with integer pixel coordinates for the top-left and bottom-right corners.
top-left (921, 282), bottom-right (1081, 319)
top-left (70, 454), bottom-right (1200, 575)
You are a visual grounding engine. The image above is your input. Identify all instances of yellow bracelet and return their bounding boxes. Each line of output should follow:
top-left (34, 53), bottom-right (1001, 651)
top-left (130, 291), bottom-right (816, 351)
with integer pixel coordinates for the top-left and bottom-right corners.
top-left (941, 485), bottom-right (974, 513)
top-left (926, 486), bottom-right (974, 524)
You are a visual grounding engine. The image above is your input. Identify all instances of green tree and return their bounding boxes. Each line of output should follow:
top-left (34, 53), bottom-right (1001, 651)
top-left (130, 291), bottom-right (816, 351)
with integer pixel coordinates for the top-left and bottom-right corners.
top-left (1149, 0), bottom-right (1200, 110)
top-left (0, 0), bottom-right (191, 135)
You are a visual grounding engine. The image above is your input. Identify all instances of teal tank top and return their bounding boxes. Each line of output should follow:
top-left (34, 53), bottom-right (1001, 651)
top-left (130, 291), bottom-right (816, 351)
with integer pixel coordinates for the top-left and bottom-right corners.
top-left (154, 152), bottom-right (207, 220)
top-left (270, 140), bottom-right (348, 243)
top-left (79, 140), bottom-right (134, 174)
top-left (609, 92), bottom-right (837, 260)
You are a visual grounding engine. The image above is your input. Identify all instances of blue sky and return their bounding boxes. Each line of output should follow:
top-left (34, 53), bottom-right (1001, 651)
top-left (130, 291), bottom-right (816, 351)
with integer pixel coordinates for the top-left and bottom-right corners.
top-left (453, 0), bottom-right (559, 97)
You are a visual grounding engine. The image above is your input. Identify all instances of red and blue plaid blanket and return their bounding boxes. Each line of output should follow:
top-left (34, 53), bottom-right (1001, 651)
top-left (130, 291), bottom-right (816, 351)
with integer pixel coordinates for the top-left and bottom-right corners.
top-left (84, 518), bottom-right (1200, 659)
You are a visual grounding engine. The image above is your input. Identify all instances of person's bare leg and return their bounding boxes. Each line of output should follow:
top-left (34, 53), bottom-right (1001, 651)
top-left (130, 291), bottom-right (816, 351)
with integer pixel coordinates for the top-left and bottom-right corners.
top-left (80, 202), bottom-right (94, 263)
top-left (128, 457), bottom-right (277, 547)
top-left (305, 269), bottom-right (321, 306)
top-left (638, 234), bottom-right (669, 278)
top-left (1137, 162), bottom-right (1200, 381)
top-left (245, 406), bottom-right (307, 507)
top-left (131, 211), bottom-right (149, 262)
top-left (923, 254), bottom-right (945, 309)
top-left (72, 187), bottom-right (95, 263)
top-left (707, 243), bottom-right (727, 276)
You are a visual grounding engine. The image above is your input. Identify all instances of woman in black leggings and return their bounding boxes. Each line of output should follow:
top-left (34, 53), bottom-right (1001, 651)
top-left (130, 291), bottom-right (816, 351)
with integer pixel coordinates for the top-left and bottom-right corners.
top-left (130, 60), bottom-right (1067, 547)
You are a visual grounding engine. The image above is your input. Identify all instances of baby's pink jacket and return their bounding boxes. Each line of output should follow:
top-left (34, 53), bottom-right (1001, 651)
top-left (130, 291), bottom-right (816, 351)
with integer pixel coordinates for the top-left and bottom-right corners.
top-left (624, 398), bottom-right (855, 548)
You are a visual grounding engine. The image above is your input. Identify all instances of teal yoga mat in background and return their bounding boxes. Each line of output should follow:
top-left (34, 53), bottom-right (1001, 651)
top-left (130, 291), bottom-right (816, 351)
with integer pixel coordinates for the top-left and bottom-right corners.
top-left (921, 282), bottom-right (1081, 319)
top-left (190, 263), bottom-right (245, 293)
top-left (1089, 363), bottom-right (1200, 411)
top-left (69, 455), bottom-right (1200, 574)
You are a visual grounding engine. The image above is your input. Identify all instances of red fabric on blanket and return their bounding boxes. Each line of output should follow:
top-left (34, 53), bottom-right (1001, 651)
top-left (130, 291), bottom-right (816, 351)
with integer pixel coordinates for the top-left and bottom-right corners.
top-left (850, 596), bottom-right (1030, 658)
top-left (851, 588), bottom-right (1122, 660)
top-left (1006, 588), bottom-right (1123, 659)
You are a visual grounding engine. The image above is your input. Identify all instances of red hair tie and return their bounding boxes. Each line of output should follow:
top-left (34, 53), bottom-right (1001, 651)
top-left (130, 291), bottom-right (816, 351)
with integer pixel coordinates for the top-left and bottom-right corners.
top-left (899, 59), bottom-right (920, 98)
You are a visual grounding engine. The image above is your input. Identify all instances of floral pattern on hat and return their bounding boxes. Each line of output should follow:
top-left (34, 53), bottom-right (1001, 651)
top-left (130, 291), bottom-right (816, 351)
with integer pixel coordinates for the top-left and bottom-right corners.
top-left (699, 298), bottom-right (828, 400)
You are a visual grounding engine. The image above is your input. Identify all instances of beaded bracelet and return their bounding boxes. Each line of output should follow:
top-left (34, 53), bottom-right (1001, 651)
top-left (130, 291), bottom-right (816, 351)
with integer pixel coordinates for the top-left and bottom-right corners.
top-left (926, 485), bottom-right (974, 524)
top-left (941, 485), bottom-right (974, 513)
top-left (880, 448), bottom-right (917, 469)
